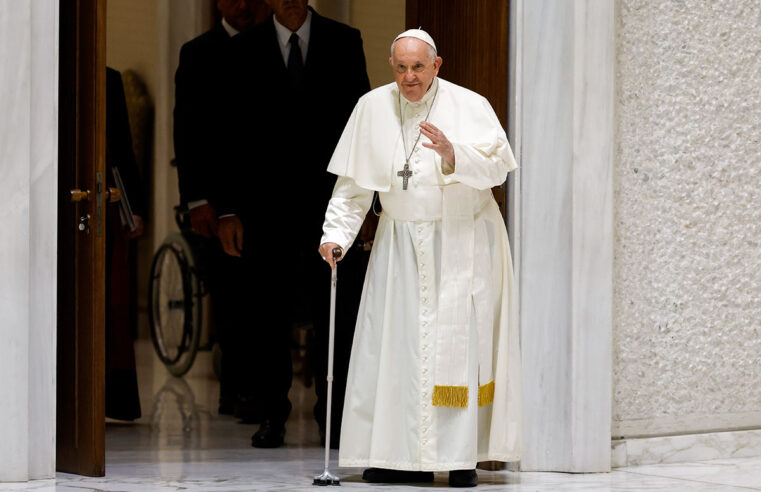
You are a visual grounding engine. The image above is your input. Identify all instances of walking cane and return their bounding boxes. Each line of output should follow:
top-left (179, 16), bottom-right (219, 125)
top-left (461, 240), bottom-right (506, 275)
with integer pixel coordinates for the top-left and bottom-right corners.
top-left (314, 248), bottom-right (343, 486)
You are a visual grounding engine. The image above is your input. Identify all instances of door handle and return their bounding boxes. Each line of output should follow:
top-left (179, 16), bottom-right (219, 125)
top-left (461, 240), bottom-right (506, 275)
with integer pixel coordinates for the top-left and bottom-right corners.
top-left (70, 189), bottom-right (91, 202)
top-left (106, 187), bottom-right (121, 203)
top-left (70, 172), bottom-right (104, 236)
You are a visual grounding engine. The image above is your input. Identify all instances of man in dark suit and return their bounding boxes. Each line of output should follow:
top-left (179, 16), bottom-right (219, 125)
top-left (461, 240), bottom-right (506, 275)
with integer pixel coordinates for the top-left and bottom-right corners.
top-left (215, 0), bottom-right (371, 448)
top-left (173, 0), bottom-right (271, 418)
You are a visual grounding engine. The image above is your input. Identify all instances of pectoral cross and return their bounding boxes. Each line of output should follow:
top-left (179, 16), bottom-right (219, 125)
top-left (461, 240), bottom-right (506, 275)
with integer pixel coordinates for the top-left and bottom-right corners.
top-left (397, 162), bottom-right (413, 190)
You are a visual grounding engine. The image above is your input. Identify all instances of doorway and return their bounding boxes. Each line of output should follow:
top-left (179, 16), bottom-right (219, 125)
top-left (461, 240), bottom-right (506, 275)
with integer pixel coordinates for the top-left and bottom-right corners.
top-left (56, 0), bottom-right (510, 477)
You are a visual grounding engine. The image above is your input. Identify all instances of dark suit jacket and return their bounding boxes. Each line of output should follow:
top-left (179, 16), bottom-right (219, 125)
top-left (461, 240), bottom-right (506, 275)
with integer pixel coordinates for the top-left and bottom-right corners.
top-left (215, 8), bottom-right (370, 249)
top-left (174, 23), bottom-right (233, 207)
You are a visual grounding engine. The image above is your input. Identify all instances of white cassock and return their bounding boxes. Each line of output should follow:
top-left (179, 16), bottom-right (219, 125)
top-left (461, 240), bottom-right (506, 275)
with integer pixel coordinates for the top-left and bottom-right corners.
top-left (321, 77), bottom-right (521, 471)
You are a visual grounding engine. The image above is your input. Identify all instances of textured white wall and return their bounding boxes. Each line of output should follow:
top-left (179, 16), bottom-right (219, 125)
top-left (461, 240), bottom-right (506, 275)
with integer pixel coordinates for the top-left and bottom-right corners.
top-left (614, 0), bottom-right (761, 438)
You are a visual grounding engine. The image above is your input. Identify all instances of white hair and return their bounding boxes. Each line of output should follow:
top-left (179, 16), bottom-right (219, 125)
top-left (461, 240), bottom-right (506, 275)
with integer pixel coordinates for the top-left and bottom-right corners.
top-left (390, 38), bottom-right (437, 62)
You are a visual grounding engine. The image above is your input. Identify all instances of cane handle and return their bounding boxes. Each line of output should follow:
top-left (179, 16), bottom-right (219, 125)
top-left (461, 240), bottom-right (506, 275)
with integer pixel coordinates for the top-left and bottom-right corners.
top-left (332, 247), bottom-right (343, 260)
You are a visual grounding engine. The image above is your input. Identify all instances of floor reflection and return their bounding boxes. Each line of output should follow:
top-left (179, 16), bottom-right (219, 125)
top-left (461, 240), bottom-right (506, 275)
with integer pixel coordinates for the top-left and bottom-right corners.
top-left (149, 376), bottom-right (201, 434)
top-left (10, 340), bottom-right (761, 490)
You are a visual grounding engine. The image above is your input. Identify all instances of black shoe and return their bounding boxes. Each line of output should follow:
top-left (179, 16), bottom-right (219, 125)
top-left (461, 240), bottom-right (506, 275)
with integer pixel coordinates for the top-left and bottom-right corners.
top-left (251, 419), bottom-right (285, 448)
top-left (449, 469), bottom-right (478, 487)
top-left (361, 468), bottom-right (434, 483)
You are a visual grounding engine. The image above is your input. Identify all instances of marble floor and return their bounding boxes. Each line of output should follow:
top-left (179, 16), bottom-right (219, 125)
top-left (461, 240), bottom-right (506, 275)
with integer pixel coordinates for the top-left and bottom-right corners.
top-left (6, 340), bottom-right (761, 491)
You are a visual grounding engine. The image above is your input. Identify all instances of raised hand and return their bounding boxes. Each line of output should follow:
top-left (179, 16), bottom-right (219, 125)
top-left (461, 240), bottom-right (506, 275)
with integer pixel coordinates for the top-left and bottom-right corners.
top-left (419, 121), bottom-right (455, 167)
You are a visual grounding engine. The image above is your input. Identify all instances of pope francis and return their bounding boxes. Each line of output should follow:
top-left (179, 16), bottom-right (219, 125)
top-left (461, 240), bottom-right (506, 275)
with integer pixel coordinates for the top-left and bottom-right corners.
top-left (318, 29), bottom-right (521, 488)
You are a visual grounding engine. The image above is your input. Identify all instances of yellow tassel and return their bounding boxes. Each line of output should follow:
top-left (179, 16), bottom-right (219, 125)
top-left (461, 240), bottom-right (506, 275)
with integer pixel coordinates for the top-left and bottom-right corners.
top-left (478, 381), bottom-right (495, 407)
top-left (432, 385), bottom-right (469, 408)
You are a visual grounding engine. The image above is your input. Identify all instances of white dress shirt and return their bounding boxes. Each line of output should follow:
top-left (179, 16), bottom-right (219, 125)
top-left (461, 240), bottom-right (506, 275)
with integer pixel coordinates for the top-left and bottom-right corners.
top-left (221, 17), bottom-right (240, 38)
top-left (272, 10), bottom-right (312, 66)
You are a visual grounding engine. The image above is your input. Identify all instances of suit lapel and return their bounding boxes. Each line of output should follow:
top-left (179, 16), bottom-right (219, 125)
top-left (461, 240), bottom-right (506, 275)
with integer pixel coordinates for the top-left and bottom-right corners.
top-left (211, 23), bottom-right (229, 42)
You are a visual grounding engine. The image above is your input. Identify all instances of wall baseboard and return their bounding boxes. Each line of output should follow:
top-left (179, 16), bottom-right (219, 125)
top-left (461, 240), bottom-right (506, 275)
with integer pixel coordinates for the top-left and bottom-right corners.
top-left (612, 429), bottom-right (761, 467)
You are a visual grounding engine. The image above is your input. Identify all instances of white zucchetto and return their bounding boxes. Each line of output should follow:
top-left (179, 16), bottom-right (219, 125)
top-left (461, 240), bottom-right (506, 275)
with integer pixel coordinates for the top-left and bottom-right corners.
top-left (393, 28), bottom-right (437, 52)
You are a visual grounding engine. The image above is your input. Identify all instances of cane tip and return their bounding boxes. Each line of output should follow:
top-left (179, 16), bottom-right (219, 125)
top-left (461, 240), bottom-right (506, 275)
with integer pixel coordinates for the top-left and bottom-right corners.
top-left (332, 248), bottom-right (343, 259)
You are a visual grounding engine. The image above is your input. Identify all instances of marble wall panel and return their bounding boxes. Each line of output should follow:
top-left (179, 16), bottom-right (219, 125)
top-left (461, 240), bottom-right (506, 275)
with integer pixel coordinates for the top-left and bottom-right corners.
top-left (614, 0), bottom-right (761, 436)
top-left (0, 0), bottom-right (58, 481)
top-left (516, 0), bottom-right (613, 472)
top-left (27, 0), bottom-right (58, 479)
top-left (570, 0), bottom-right (614, 470)
top-left (0, 2), bottom-right (33, 481)
top-left (612, 429), bottom-right (761, 467)
top-left (518, 0), bottom-right (575, 470)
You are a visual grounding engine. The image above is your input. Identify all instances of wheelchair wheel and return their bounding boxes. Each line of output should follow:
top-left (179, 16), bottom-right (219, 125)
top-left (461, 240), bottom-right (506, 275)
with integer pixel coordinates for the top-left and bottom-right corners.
top-left (148, 233), bottom-right (202, 377)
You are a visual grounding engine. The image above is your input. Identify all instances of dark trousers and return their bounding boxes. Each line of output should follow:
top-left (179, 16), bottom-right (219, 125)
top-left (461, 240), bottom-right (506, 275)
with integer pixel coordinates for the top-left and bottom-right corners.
top-left (204, 240), bottom-right (246, 404)
top-left (228, 238), bottom-right (294, 424)
top-left (312, 243), bottom-right (370, 440)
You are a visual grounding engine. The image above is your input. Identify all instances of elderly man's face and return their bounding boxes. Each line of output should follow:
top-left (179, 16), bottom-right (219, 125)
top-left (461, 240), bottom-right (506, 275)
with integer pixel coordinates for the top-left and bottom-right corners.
top-left (389, 37), bottom-right (442, 102)
top-left (265, 0), bottom-right (308, 30)
top-left (217, 0), bottom-right (270, 32)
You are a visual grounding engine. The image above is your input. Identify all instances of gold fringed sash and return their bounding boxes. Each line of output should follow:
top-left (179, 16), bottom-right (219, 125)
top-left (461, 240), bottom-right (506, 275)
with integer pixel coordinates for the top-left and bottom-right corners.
top-left (432, 381), bottom-right (495, 408)
top-left (432, 385), bottom-right (469, 408)
top-left (478, 380), bottom-right (495, 407)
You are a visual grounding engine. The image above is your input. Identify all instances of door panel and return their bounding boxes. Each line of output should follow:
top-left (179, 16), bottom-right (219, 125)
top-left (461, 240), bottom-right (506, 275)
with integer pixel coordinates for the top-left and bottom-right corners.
top-left (406, 0), bottom-right (510, 215)
top-left (57, 0), bottom-right (107, 477)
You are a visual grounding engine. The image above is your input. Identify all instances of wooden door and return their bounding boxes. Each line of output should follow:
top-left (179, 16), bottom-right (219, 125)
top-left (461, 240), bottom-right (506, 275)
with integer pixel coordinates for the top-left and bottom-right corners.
top-left (57, 0), bottom-right (107, 477)
top-left (406, 0), bottom-right (510, 215)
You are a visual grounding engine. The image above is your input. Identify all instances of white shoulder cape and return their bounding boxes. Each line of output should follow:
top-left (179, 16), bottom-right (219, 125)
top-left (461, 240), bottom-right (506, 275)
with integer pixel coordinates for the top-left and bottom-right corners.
top-left (326, 78), bottom-right (516, 191)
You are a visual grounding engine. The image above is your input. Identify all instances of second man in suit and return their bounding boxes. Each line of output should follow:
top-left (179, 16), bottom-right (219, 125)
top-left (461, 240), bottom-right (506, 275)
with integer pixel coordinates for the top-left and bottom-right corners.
top-left (215, 0), bottom-right (371, 448)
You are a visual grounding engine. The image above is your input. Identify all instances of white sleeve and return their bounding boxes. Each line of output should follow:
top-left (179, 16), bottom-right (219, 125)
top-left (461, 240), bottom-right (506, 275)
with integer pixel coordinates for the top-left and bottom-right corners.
top-left (320, 176), bottom-right (374, 254)
top-left (440, 97), bottom-right (518, 190)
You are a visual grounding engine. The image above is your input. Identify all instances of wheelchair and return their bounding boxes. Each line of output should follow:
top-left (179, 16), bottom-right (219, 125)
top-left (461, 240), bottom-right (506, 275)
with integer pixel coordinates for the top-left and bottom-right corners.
top-left (148, 206), bottom-right (219, 377)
